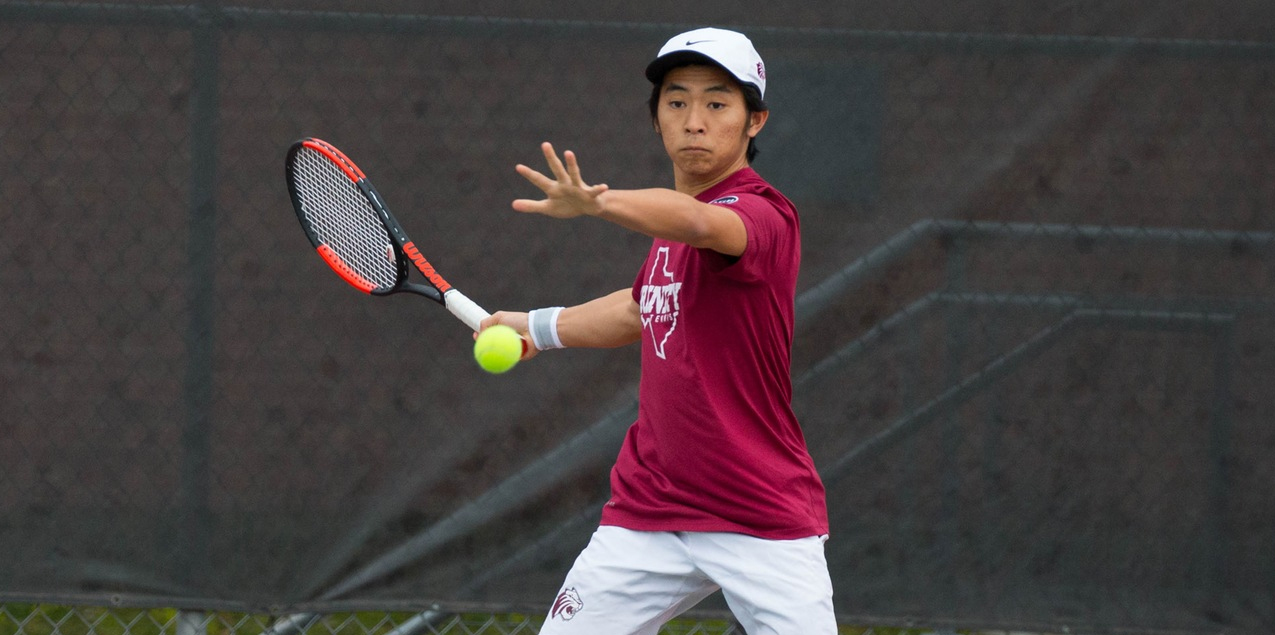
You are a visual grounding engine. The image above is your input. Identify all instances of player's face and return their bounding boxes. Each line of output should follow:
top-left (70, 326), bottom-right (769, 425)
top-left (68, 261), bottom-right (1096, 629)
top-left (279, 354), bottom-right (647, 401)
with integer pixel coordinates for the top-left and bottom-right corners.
top-left (654, 65), bottom-right (767, 188)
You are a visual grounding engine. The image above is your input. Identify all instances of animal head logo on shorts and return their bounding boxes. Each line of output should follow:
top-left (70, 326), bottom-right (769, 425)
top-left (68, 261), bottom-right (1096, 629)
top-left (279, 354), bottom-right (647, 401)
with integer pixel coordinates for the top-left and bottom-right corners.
top-left (551, 587), bottom-right (583, 621)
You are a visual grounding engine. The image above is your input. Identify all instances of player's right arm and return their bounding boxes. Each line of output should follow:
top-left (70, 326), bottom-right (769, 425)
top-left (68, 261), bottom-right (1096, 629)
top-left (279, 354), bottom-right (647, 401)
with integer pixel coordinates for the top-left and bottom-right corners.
top-left (556, 288), bottom-right (642, 348)
top-left (480, 288), bottom-right (640, 358)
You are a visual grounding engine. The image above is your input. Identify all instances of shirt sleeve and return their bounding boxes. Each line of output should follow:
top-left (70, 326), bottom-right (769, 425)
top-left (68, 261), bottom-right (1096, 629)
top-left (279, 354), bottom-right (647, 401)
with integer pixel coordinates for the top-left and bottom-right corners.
top-left (702, 193), bottom-right (795, 282)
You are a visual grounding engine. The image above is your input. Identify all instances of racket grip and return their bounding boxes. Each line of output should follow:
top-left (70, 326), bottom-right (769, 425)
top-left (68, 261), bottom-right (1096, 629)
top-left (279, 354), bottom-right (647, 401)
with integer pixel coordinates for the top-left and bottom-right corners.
top-left (442, 289), bottom-right (491, 332)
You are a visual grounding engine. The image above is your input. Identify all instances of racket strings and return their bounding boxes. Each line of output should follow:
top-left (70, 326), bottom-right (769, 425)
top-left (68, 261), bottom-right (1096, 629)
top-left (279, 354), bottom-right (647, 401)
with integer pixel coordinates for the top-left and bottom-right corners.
top-left (292, 149), bottom-right (399, 290)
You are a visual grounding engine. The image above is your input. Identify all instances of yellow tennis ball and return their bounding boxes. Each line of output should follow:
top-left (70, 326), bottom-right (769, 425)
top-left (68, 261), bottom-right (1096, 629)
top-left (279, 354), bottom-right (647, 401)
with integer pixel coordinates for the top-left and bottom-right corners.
top-left (474, 324), bottom-right (522, 374)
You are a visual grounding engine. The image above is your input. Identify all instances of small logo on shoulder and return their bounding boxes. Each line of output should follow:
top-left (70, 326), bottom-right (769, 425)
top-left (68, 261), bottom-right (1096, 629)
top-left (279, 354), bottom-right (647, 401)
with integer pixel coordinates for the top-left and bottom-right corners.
top-left (709, 196), bottom-right (739, 205)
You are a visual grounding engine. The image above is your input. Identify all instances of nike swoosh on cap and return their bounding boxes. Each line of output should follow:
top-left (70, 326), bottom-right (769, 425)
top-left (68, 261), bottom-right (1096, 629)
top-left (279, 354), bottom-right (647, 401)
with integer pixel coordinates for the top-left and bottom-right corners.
top-left (685, 39), bottom-right (715, 45)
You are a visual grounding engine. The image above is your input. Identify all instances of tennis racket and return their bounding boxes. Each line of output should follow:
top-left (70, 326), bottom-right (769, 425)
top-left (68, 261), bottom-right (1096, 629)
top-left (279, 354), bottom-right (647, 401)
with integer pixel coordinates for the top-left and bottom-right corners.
top-left (285, 137), bottom-right (491, 332)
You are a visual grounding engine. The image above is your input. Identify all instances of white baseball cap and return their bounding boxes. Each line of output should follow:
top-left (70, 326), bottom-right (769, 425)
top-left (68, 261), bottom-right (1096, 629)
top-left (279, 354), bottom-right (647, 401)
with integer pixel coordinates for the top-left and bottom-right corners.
top-left (645, 27), bottom-right (767, 99)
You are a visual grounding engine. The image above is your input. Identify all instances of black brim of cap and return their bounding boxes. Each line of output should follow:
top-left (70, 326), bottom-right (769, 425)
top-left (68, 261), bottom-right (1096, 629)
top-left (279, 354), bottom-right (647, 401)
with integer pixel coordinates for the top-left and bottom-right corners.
top-left (644, 50), bottom-right (724, 84)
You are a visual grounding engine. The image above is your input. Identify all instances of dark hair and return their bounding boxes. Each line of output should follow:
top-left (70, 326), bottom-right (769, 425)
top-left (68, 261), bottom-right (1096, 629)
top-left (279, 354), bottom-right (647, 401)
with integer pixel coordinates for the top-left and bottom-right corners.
top-left (647, 66), bottom-right (768, 163)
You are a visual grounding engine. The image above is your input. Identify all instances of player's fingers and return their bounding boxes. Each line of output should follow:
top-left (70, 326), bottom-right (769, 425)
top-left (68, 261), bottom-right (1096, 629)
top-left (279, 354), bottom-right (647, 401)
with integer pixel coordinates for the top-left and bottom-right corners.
top-left (479, 310), bottom-right (531, 334)
top-left (564, 150), bottom-right (586, 186)
top-left (511, 198), bottom-right (552, 214)
top-left (476, 315), bottom-right (499, 337)
top-left (515, 164), bottom-right (556, 192)
top-left (540, 141), bottom-right (570, 182)
top-left (513, 198), bottom-right (580, 219)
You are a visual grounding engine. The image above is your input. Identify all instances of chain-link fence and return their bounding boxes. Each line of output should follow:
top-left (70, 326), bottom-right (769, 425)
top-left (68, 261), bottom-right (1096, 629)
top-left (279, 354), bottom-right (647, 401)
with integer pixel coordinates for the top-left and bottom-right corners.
top-left (0, 606), bottom-right (754, 635)
top-left (2, 1), bottom-right (1273, 634)
top-left (0, 605), bottom-right (1048, 635)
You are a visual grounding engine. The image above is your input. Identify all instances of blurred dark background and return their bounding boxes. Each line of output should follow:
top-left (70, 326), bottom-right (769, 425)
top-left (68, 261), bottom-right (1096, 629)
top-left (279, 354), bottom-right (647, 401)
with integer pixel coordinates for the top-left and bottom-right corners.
top-left (1, 1), bottom-right (1272, 633)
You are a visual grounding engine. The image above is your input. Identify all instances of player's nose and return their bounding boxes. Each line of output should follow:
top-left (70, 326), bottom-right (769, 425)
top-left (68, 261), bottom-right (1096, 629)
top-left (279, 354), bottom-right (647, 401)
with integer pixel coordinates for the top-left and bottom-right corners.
top-left (683, 108), bottom-right (707, 134)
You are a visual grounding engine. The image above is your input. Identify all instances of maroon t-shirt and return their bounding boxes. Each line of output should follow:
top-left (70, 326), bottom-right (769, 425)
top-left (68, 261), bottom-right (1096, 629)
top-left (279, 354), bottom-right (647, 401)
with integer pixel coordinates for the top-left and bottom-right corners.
top-left (599, 168), bottom-right (829, 539)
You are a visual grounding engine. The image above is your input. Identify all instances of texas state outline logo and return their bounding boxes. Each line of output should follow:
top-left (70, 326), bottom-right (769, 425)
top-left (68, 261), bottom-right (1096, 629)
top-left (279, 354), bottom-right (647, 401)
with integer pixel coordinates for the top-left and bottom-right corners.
top-left (639, 246), bottom-right (683, 360)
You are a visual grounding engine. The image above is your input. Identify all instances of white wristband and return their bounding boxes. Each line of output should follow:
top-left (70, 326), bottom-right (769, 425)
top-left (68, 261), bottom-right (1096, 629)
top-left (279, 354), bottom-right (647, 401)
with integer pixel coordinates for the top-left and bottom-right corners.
top-left (527, 307), bottom-right (566, 351)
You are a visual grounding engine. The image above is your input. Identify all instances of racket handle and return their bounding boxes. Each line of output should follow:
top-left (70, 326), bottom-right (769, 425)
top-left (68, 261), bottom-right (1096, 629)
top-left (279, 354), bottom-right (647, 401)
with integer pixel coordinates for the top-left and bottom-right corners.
top-left (442, 289), bottom-right (491, 332)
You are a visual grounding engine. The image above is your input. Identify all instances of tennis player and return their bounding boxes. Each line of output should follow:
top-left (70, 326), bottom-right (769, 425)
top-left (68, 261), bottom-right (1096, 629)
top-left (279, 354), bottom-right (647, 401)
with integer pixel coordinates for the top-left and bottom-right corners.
top-left (480, 27), bottom-right (835, 634)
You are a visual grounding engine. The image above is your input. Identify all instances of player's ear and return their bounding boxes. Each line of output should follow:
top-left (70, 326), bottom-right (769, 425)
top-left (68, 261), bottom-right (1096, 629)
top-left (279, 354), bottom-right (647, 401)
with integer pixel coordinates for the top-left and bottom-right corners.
top-left (653, 120), bottom-right (662, 135)
top-left (747, 109), bottom-right (769, 138)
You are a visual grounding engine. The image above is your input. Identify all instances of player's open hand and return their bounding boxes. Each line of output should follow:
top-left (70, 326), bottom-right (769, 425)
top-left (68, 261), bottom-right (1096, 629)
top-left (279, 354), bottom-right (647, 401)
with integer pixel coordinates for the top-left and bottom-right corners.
top-left (512, 142), bottom-right (609, 219)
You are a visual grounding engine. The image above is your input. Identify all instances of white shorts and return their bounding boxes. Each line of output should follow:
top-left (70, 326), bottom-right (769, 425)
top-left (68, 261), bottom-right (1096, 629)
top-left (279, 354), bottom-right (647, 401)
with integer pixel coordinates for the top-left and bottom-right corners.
top-left (539, 526), bottom-right (836, 635)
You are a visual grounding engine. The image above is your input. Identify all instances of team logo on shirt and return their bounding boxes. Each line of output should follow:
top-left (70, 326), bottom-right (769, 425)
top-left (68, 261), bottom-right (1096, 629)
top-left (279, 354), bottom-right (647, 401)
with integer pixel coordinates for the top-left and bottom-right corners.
top-left (551, 587), bottom-right (583, 621)
top-left (709, 195), bottom-right (739, 205)
top-left (640, 246), bottom-right (682, 360)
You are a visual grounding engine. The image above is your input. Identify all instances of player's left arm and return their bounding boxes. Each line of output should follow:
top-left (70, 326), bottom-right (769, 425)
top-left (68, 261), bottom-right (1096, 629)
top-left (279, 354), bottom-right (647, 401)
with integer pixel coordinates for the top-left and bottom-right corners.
top-left (512, 142), bottom-right (747, 256)
top-left (594, 188), bottom-right (746, 257)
